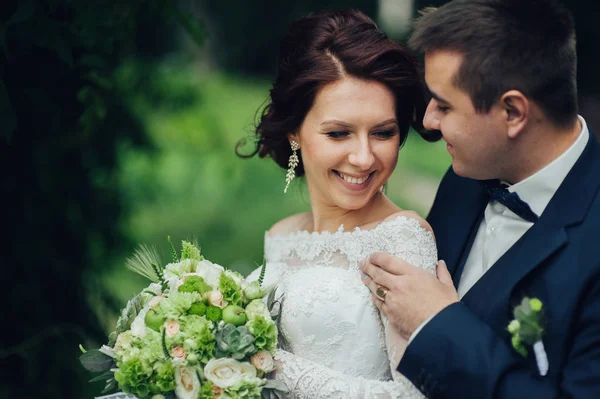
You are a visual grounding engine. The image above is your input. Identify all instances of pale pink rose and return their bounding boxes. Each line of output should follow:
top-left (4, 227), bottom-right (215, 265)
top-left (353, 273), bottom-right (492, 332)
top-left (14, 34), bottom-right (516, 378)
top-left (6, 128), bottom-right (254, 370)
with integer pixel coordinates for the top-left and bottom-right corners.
top-left (250, 350), bottom-right (275, 372)
top-left (165, 320), bottom-right (180, 338)
top-left (208, 291), bottom-right (227, 308)
top-left (172, 345), bottom-right (186, 359)
top-left (211, 386), bottom-right (224, 398)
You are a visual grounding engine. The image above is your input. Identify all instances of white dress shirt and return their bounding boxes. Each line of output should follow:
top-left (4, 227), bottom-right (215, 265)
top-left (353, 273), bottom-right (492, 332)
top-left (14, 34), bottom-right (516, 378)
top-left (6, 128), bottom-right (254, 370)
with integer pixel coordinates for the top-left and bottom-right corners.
top-left (457, 116), bottom-right (589, 298)
top-left (409, 115), bottom-right (590, 343)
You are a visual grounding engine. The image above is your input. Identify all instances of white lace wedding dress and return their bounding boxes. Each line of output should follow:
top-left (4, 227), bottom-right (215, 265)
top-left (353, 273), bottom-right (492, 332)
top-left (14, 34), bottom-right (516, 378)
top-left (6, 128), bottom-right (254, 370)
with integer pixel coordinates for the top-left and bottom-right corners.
top-left (248, 215), bottom-right (438, 398)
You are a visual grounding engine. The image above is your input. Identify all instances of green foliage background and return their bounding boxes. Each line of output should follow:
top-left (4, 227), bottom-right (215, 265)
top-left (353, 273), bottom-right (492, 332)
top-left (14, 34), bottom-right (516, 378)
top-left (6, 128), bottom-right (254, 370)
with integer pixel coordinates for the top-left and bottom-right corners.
top-left (4, 0), bottom-right (597, 398)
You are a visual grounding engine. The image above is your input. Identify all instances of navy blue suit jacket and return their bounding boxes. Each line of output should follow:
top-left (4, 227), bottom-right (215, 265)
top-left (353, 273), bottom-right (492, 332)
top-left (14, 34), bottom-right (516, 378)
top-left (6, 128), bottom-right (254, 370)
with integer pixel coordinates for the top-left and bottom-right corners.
top-left (397, 133), bottom-right (600, 398)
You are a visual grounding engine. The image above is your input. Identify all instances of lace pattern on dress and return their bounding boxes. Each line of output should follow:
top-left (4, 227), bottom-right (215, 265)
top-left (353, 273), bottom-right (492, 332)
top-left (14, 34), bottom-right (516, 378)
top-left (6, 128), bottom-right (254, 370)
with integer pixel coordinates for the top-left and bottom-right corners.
top-left (249, 216), bottom-right (437, 398)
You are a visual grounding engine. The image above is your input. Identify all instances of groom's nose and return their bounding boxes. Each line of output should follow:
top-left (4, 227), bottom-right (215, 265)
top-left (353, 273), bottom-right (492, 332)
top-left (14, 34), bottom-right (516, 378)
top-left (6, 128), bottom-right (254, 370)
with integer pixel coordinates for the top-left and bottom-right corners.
top-left (423, 99), bottom-right (441, 131)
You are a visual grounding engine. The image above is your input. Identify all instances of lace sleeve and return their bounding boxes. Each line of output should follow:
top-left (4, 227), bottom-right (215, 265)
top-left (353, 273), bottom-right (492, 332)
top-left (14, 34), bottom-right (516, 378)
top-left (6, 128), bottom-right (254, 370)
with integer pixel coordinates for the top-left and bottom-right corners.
top-left (379, 216), bottom-right (438, 385)
top-left (275, 349), bottom-right (424, 399)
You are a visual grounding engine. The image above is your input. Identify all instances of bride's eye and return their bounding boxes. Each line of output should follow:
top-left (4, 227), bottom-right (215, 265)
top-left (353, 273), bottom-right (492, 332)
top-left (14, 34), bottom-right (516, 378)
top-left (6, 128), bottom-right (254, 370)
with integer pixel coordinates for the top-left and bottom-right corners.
top-left (373, 130), bottom-right (396, 139)
top-left (326, 131), bottom-right (349, 139)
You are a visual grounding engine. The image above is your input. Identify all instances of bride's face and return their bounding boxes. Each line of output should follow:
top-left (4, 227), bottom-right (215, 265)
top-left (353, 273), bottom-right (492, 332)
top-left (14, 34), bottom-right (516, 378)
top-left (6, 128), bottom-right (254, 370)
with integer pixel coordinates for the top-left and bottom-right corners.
top-left (292, 76), bottom-right (400, 211)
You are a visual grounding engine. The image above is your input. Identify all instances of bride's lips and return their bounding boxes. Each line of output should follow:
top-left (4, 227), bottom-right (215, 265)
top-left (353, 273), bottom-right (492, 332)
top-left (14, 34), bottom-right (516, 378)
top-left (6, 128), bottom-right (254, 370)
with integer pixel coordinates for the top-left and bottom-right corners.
top-left (332, 170), bottom-right (375, 191)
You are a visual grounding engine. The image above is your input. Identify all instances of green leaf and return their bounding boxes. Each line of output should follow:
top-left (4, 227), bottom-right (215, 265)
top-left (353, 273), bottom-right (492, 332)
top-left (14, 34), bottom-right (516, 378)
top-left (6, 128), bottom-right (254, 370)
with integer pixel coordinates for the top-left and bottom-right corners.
top-left (0, 80), bottom-right (16, 143)
top-left (79, 349), bottom-right (114, 373)
top-left (101, 378), bottom-right (118, 394)
top-left (89, 370), bottom-right (114, 383)
top-left (168, 235), bottom-right (178, 262)
top-left (126, 244), bottom-right (163, 282)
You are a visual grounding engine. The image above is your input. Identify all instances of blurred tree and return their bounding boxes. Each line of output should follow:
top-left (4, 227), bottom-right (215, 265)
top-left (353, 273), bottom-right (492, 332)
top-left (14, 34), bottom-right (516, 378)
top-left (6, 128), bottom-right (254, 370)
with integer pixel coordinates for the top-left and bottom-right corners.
top-left (198, 0), bottom-right (378, 76)
top-left (0, 1), bottom-right (203, 398)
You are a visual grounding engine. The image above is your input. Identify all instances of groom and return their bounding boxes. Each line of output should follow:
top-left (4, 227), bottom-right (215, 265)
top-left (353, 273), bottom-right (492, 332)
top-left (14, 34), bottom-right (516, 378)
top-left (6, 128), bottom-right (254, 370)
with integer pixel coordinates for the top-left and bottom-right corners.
top-left (362, 0), bottom-right (600, 397)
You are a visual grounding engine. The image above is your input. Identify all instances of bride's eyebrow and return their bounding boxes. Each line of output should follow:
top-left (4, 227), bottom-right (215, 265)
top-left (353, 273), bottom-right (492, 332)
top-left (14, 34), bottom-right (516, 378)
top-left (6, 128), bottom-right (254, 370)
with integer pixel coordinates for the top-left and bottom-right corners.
top-left (320, 119), bottom-right (398, 129)
top-left (320, 120), bottom-right (354, 129)
top-left (372, 119), bottom-right (398, 129)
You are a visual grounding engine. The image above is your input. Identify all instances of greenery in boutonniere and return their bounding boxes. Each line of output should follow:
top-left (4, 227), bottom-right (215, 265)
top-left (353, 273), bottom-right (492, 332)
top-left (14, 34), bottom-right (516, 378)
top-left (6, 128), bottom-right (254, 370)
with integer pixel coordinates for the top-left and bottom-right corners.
top-left (507, 297), bottom-right (548, 375)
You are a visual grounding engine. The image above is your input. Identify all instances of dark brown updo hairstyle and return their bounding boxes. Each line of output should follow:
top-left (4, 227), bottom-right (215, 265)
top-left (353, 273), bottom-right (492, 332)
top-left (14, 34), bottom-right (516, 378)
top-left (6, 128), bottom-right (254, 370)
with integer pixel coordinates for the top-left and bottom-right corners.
top-left (238, 9), bottom-right (440, 177)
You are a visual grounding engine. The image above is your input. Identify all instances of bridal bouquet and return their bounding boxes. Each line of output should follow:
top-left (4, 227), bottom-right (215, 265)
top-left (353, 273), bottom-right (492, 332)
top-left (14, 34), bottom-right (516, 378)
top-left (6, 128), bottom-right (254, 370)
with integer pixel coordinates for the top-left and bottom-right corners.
top-left (80, 238), bottom-right (283, 399)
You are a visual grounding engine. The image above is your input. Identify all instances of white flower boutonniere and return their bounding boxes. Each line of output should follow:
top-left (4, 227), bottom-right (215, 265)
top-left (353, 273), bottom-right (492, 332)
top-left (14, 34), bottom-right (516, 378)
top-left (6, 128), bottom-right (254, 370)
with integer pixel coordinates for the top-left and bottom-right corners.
top-left (507, 297), bottom-right (548, 376)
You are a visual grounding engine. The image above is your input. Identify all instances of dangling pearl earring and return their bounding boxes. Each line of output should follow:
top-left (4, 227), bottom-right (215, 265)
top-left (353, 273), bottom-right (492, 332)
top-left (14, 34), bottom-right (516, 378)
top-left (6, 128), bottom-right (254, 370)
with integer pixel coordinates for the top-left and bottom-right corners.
top-left (284, 140), bottom-right (299, 194)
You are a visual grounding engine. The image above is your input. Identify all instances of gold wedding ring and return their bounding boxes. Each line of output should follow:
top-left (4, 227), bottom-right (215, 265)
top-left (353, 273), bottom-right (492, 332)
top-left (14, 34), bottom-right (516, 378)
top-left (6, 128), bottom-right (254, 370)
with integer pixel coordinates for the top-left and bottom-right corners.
top-left (376, 285), bottom-right (388, 301)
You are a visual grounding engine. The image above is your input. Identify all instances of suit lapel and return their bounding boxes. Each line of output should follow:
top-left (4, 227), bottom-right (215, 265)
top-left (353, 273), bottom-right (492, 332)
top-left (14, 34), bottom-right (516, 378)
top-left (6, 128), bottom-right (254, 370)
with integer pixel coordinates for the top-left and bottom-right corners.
top-left (461, 133), bottom-right (600, 323)
top-left (431, 173), bottom-right (488, 280)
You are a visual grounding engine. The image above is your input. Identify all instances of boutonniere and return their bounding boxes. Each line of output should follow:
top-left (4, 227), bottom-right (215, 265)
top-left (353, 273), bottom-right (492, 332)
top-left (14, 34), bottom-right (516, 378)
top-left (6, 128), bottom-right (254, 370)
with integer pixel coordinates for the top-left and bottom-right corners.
top-left (507, 297), bottom-right (548, 376)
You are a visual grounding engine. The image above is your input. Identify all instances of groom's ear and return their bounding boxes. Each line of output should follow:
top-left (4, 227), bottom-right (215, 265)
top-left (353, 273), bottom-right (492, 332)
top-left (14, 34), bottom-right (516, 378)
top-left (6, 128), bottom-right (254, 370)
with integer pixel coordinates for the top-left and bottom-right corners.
top-left (500, 90), bottom-right (529, 139)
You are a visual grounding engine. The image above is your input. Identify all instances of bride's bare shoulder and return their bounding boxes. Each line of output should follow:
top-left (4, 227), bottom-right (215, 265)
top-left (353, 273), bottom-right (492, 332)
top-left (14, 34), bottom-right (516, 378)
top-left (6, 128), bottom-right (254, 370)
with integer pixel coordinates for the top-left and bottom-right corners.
top-left (268, 212), bottom-right (313, 237)
top-left (384, 210), bottom-right (434, 235)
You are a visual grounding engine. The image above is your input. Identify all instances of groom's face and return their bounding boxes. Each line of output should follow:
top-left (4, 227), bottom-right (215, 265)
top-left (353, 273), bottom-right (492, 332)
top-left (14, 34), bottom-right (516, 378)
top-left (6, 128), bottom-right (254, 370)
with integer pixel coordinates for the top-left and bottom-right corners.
top-left (423, 50), bottom-right (509, 180)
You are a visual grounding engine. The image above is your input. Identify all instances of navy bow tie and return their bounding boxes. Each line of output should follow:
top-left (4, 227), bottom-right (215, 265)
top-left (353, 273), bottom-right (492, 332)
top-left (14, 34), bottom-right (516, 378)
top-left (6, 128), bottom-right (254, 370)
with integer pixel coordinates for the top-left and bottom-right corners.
top-left (481, 180), bottom-right (539, 223)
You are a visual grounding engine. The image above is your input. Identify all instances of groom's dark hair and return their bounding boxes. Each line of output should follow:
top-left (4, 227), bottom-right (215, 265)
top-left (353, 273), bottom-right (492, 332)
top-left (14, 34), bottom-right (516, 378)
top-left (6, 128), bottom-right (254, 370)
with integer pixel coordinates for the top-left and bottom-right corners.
top-left (409, 0), bottom-right (578, 128)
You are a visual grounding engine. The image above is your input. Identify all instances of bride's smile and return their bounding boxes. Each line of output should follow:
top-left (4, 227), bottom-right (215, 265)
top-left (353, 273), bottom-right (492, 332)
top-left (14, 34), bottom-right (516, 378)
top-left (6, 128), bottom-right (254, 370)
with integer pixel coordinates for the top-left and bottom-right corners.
top-left (290, 76), bottom-right (401, 215)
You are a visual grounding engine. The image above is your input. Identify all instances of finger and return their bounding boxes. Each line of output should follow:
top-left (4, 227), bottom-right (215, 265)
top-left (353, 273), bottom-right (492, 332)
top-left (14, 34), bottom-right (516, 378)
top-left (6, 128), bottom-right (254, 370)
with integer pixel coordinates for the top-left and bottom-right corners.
top-left (368, 252), bottom-right (416, 276)
top-left (363, 260), bottom-right (396, 286)
top-left (371, 293), bottom-right (383, 311)
top-left (436, 260), bottom-right (454, 287)
top-left (363, 277), bottom-right (381, 296)
top-left (361, 271), bottom-right (373, 286)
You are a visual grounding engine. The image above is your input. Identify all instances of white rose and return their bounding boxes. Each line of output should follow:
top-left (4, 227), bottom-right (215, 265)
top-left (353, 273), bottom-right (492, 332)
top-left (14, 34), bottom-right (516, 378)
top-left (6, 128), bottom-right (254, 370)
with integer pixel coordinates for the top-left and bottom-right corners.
top-left (196, 260), bottom-right (225, 288)
top-left (174, 366), bottom-right (200, 399)
top-left (149, 295), bottom-right (162, 308)
top-left (99, 345), bottom-right (115, 358)
top-left (245, 299), bottom-right (270, 321)
top-left (165, 259), bottom-right (198, 279)
top-left (208, 290), bottom-right (227, 308)
top-left (250, 350), bottom-right (274, 373)
top-left (204, 358), bottom-right (257, 388)
top-left (114, 331), bottom-right (133, 351)
top-left (225, 270), bottom-right (243, 286)
top-left (166, 276), bottom-right (184, 292)
top-left (130, 307), bottom-right (150, 338)
top-left (148, 283), bottom-right (163, 295)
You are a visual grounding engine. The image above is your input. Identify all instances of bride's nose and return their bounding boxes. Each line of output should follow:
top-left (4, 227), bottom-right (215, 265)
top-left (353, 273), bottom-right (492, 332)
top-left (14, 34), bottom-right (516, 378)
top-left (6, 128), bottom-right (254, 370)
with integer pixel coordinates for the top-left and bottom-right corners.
top-left (348, 138), bottom-right (375, 170)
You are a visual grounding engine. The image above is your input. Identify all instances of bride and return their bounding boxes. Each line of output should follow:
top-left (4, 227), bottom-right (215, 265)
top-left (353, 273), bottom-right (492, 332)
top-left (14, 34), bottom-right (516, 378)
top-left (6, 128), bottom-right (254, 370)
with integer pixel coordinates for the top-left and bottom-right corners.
top-left (242, 9), bottom-right (442, 398)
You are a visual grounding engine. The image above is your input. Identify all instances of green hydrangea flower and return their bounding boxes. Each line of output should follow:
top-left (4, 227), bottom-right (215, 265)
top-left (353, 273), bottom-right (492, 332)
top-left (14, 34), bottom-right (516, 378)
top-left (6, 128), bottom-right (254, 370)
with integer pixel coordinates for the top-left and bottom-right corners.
top-left (219, 273), bottom-right (243, 306)
top-left (188, 302), bottom-right (207, 316)
top-left (179, 315), bottom-right (215, 364)
top-left (206, 306), bottom-right (222, 322)
top-left (178, 276), bottom-right (212, 295)
top-left (226, 379), bottom-right (264, 399)
top-left (246, 317), bottom-right (277, 353)
top-left (114, 330), bottom-right (170, 398)
top-left (159, 292), bottom-right (201, 319)
top-left (198, 380), bottom-right (216, 399)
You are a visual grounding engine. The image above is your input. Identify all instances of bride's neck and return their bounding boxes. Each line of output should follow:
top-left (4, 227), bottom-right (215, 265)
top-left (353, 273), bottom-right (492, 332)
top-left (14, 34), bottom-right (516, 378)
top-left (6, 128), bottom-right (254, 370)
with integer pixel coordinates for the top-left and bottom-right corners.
top-left (309, 192), bottom-right (399, 233)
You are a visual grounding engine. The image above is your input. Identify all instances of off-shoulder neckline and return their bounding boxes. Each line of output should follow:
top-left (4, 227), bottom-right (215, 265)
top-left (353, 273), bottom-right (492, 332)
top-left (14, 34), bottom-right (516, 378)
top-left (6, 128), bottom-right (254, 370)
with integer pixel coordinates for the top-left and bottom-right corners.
top-left (265, 214), bottom-right (424, 241)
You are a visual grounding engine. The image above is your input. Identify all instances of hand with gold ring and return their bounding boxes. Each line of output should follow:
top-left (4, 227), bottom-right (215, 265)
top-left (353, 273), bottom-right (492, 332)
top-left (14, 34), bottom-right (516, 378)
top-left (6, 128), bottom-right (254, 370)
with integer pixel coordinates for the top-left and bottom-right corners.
top-left (376, 285), bottom-right (388, 301)
top-left (361, 252), bottom-right (459, 339)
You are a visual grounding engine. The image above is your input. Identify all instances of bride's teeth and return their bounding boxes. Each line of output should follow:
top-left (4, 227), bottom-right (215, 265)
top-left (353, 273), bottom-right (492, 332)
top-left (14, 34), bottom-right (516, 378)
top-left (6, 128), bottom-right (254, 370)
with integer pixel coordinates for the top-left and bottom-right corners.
top-left (339, 173), bottom-right (369, 185)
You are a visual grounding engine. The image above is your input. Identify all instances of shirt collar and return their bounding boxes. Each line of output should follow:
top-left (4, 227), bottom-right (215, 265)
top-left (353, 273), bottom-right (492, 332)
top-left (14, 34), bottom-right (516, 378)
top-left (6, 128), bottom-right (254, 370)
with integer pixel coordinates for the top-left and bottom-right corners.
top-left (507, 115), bottom-right (589, 218)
